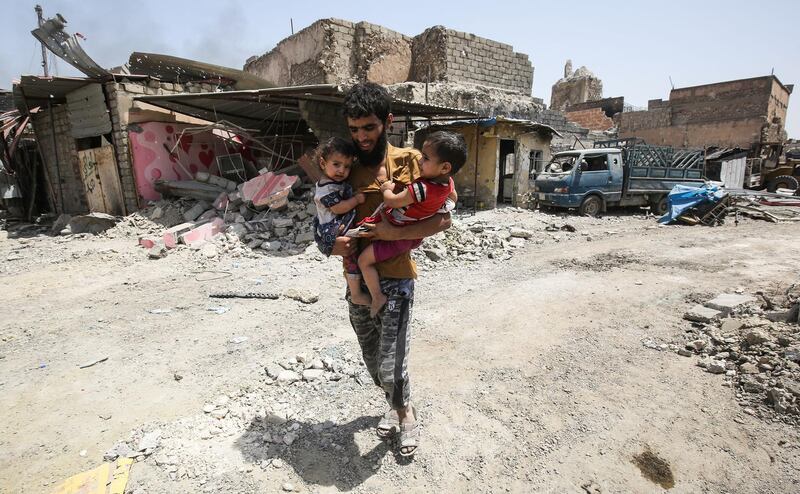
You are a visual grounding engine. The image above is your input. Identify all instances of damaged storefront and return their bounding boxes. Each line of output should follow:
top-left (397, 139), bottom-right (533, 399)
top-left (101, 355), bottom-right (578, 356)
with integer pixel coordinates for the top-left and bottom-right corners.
top-left (415, 117), bottom-right (558, 209)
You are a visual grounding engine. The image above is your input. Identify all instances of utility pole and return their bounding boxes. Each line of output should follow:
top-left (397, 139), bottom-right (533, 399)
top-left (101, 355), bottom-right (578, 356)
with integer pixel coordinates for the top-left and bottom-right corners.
top-left (35, 4), bottom-right (49, 76)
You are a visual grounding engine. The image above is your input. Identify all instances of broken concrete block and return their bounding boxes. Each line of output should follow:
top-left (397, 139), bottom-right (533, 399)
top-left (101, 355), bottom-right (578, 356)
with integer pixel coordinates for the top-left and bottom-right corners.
top-left (197, 209), bottom-right (218, 222)
top-left (684, 304), bottom-right (722, 323)
top-left (207, 174), bottom-right (238, 192)
top-left (720, 318), bottom-right (744, 332)
top-left (139, 237), bottom-right (157, 249)
top-left (228, 191), bottom-right (243, 207)
top-left (181, 218), bottom-right (225, 247)
top-left (213, 192), bottom-right (229, 211)
top-left (239, 205), bottom-right (255, 221)
top-left (705, 293), bottom-right (756, 313)
top-left (195, 171), bottom-right (211, 183)
top-left (273, 218), bottom-right (294, 229)
top-left (183, 201), bottom-right (210, 222)
top-left (162, 222), bottom-right (196, 249)
top-left (509, 227), bottom-right (532, 239)
top-left (241, 172), bottom-right (298, 205)
top-left (227, 223), bottom-right (248, 239)
top-left (262, 188), bottom-right (291, 210)
top-left (67, 213), bottom-right (118, 234)
top-left (51, 213), bottom-right (72, 235)
top-left (148, 244), bottom-right (167, 259)
top-left (294, 231), bottom-right (314, 244)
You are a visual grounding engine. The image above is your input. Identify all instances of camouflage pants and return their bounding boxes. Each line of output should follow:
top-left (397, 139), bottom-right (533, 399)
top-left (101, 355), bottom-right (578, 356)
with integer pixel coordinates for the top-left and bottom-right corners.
top-left (348, 278), bottom-right (414, 409)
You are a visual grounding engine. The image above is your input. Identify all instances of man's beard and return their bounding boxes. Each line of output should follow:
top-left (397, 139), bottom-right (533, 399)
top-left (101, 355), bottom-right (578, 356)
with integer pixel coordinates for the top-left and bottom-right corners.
top-left (355, 129), bottom-right (388, 167)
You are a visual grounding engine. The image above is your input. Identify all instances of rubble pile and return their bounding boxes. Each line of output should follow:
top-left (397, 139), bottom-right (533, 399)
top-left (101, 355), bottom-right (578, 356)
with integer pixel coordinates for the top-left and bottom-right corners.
top-left (675, 286), bottom-right (800, 424)
top-left (104, 170), bottom-right (318, 258)
top-left (105, 347), bottom-right (391, 491)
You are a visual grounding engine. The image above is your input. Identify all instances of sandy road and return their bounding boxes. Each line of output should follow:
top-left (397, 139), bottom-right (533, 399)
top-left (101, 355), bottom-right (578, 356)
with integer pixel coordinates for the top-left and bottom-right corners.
top-left (1, 212), bottom-right (798, 493)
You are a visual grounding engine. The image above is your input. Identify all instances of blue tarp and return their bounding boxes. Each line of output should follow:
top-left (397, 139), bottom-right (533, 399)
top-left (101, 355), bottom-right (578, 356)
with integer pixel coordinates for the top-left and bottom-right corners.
top-left (659, 183), bottom-right (726, 224)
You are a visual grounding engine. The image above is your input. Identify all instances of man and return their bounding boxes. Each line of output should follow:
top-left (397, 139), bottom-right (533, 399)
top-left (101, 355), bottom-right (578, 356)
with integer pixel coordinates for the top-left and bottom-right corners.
top-left (331, 82), bottom-right (452, 456)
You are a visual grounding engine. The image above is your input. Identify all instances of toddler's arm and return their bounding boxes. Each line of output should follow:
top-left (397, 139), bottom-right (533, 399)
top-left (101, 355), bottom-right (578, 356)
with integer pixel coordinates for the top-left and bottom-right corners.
top-left (381, 181), bottom-right (415, 208)
top-left (329, 192), bottom-right (366, 214)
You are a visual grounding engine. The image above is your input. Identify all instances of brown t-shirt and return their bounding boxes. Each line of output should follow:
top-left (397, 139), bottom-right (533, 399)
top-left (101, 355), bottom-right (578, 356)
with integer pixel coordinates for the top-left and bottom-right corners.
top-left (348, 143), bottom-right (421, 279)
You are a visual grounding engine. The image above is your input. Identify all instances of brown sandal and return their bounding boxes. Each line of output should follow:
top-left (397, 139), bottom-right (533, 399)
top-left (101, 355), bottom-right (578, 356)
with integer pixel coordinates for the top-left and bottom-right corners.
top-left (376, 409), bottom-right (399, 439)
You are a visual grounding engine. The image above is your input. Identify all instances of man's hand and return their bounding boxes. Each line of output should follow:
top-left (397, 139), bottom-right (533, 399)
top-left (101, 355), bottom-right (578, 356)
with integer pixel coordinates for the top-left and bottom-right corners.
top-left (359, 212), bottom-right (399, 241)
top-left (355, 192), bottom-right (366, 205)
top-left (330, 236), bottom-right (356, 256)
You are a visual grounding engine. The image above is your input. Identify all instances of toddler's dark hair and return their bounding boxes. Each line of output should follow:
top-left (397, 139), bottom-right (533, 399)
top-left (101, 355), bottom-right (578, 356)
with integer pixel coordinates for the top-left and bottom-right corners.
top-left (315, 137), bottom-right (356, 164)
top-left (424, 131), bottom-right (467, 175)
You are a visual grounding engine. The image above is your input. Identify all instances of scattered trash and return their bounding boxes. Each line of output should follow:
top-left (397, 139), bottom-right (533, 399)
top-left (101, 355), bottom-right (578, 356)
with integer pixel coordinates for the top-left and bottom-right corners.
top-left (148, 308), bottom-right (172, 314)
top-left (229, 336), bottom-right (249, 344)
top-left (207, 306), bottom-right (231, 315)
top-left (78, 356), bottom-right (108, 369)
top-left (50, 457), bottom-right (133, 494)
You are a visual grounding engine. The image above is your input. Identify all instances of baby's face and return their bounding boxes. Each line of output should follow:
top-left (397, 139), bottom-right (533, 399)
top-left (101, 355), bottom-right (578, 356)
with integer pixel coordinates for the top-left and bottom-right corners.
top-left (321, 152), bottom-right (354, 181)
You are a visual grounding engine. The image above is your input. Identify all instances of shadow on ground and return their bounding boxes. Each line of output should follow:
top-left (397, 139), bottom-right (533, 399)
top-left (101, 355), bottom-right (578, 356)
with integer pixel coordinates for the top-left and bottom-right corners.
top-left (234, 414), bottom-right (413, 491)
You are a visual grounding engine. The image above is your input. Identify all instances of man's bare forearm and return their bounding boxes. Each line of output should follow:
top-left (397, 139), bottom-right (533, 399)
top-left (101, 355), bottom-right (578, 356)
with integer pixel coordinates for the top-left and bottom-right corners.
top-left (390, 213), bottom-right (451, 240)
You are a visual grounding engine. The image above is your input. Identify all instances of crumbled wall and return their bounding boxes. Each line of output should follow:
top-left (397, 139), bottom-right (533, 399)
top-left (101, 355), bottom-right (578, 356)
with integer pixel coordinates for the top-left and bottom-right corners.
top-left (618, 76), bottom-right (791, 148)
top-left (298, 99), bottom-right (349, 144)
top-left (564, 107), bottom-right (615, 131)
top-left (31, 106), bottom-right (85, 214)
top-left (410, 26), bottom-right (534, 95)
top-left (550, 66), bottom-right (603, 111)
top-left (106, 79), bottom-right (215, 212)
top-left (244, 19), bottom-right (533, 95)
top-left (244, 19), bottom-right (412, 86)
top-left (388, 82), bottom-right (543, 120)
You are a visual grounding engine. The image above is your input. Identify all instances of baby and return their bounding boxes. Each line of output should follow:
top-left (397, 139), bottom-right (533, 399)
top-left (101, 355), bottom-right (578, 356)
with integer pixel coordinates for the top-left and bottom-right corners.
top-left (311, 137), bottom-right (370, 304)
top-left (358, 131), bottom-right (466, 316)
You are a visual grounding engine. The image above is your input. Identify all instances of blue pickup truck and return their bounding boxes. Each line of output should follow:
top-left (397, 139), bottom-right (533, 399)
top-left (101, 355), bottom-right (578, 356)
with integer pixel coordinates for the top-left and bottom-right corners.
top-left (533, 139), bottom-right (706, 216)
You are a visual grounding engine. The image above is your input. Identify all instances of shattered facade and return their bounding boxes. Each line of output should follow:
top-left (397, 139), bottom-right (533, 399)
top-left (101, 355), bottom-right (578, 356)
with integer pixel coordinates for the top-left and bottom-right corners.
top-left (563, 97), bottom-right (624, 131)
top-left (25, 78), bottom-right (227, 215)
top-left (550, 61), bottom-right (603, 112)
top-left (244, 19), bottom-right (413, 87)
top-left (244, 19), bottom-right (534, 96)
top-left (618, 75), bottom-right (792, 149)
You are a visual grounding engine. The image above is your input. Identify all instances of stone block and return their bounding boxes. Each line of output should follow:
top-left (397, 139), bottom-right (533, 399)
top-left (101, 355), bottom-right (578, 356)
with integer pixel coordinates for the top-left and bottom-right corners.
top-left (181, 218), bottom-right (225, 247)
top-left (162, 222), bottom-right (195, 249)
top-left (684, 305), bottom-right (722, 323)
top-left (704, 294), bottom-right (756, 313)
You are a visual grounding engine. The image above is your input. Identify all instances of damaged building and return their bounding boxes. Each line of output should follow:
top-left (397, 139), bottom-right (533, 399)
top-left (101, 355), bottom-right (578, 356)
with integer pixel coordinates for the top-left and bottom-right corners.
top-left (618, 75), bottom-right (792, 150)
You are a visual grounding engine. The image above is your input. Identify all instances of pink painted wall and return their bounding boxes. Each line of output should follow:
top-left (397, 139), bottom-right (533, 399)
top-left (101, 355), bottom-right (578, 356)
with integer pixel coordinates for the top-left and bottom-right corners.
top-left (129, 122), bottom-right (223, 202)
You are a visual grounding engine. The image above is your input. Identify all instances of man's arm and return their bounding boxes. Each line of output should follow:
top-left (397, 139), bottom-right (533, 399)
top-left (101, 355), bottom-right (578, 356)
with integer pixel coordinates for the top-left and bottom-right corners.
top-left (361, 211), bottom-right (451, 241)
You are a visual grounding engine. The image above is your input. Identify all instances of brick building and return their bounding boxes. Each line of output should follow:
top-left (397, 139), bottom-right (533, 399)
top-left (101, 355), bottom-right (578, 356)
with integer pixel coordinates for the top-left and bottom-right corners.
top-left (618, 75), bottom-right (793, 149)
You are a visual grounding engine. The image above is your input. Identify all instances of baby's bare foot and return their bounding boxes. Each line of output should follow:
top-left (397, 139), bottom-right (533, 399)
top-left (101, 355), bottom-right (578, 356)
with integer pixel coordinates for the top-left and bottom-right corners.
top-left (370, 293), bottom-right (387, 317)
top-left (350, 290), bottom-right (371, 306)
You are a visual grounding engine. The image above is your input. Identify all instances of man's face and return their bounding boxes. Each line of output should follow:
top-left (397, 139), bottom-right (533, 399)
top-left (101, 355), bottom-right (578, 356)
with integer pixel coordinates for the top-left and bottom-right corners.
top-left (347, 114), bottom-right (389, 154)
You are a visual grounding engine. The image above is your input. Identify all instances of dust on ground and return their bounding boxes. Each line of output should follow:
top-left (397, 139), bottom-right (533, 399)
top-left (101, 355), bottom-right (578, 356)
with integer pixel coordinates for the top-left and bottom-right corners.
top-left (1, 206), bottom-right (799, 493)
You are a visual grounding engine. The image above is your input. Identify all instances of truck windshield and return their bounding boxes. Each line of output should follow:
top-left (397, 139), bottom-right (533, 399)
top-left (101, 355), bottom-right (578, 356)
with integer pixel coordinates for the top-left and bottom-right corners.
top-left (544, 155), bottom-right (577, 175)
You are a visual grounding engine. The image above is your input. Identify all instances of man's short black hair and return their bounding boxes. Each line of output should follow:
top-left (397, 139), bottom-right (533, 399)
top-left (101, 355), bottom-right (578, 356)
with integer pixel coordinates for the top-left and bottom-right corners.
top-left (424, 131), bottom-right (467, 175)
top-left (342, 82), bottom-right (392, 122)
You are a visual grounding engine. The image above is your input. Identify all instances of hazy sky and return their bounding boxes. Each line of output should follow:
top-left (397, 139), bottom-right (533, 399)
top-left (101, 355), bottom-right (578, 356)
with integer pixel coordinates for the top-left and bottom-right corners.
top-left (2, 0), bottom-right (798, 136)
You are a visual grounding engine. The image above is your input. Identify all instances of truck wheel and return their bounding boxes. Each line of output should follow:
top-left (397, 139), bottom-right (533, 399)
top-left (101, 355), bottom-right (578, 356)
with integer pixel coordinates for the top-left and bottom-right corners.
top-left (766, 175), bottom-right (799, 193)
top-left (652, 196), bottom-right (669, 216)
top-left (579, 196), bottom-right (602, 217)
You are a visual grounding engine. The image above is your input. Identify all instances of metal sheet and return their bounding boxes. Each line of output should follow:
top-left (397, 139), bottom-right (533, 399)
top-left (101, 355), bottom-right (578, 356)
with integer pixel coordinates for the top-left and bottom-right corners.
top-left (134, 84), bottom-right (477, 130)
top-left (66, 84), bottom-right (111, 138)
top-left (31, 14), bottom-right (110, 78)
top-left (720, 156), bottom-right (746, 189)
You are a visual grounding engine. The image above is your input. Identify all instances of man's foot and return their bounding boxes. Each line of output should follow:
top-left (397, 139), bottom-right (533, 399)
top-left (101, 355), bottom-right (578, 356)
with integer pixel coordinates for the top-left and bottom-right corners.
top-left (397, 405), bottom-right (419, 457)
top-left (370, 293), bottom-right (387, 317)
top-left (376, 409), bottom-right (399, 439)
top-left (350, 290), bottom-right (371, 306)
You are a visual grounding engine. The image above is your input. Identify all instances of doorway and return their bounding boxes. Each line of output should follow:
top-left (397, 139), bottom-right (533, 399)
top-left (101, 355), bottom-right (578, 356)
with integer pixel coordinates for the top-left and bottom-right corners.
top-left (497, 139), bottom-right (516, 204)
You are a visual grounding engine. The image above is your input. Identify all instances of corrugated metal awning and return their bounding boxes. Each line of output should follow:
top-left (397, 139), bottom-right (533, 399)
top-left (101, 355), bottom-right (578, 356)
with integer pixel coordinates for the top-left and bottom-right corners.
top-left (134, 85), bottom-right (477, 130)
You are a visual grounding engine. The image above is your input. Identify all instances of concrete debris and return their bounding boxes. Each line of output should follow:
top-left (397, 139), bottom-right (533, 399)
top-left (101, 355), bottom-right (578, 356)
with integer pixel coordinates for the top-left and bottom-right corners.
top-left (64, 213), bottom-right (118, 235)
top-left (673, 289), bottom-right (800, 424)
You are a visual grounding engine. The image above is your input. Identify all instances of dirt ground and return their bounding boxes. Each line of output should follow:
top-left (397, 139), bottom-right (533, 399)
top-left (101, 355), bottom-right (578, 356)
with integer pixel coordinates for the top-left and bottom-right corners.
top-left (1, 208), bottom-right (799, 493)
